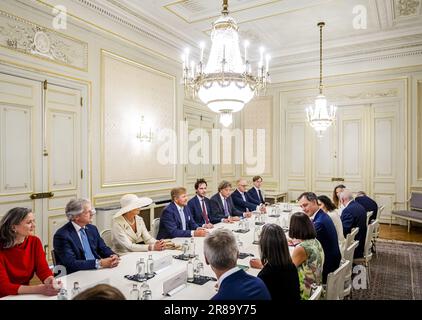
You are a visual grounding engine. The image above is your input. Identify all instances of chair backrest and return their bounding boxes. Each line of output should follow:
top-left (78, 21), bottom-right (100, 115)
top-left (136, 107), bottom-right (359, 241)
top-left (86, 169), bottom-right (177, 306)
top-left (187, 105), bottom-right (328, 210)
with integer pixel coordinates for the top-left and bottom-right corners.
top-left (309, 285), bottom-right (323, 300)
top-left (100, 229), bottom-right (112, 248)
top-left (325, 259), bottom-right (350, 300)
top-left (344, 240), bottom-right (359, 264)
top-left (410, 192), bottom-right (422, 210)
top-left (378, 205), bottom-right (385, 218)
top-left (363, 221), bottom-right (376, 258)
top-left (366, 211), bottom-right (373, 225)
top-left (345, 227), bottom-right (359, 249)
top-left (151, 218), bottom-right (160, 239)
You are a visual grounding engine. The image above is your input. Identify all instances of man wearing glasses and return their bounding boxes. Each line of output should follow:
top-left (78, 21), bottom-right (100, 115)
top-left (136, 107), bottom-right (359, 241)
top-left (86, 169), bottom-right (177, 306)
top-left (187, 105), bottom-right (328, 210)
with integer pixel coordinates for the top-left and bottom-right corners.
top-left (53, 198), bottom-right (119, 274)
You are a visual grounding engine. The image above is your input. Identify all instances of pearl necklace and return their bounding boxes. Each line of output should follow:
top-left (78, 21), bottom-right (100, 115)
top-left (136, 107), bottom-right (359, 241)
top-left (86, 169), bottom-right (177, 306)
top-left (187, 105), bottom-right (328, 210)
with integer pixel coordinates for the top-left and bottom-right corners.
top-left (124, 216), bottom-right (136, 226)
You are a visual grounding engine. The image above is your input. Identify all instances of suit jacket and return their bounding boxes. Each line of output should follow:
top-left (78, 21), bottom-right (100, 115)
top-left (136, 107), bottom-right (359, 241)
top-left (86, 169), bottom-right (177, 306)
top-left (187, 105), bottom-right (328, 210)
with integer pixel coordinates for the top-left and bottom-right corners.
top-left (312, 209), bottom-right (341, 283)
top-left (231, 189), bottom-right (258, 212)
top-left (341, 200), bottom-right (368, 259)
top-left (209, 193), bottom-right (243, 222)
top-left (187, 196), bottom-right (213, 225)
top-left (212, 269), bottom-right (271, 300)
top-left (156, 202), bottom-right (199, 239)
top-left (111, 215), bottom-right (156, 255)
top-left (247, 187), bottom-right (265, 205)
top-left (53, 221), bottom-right (114, 274)
top-left (355, 195), bottom-right (378, 222)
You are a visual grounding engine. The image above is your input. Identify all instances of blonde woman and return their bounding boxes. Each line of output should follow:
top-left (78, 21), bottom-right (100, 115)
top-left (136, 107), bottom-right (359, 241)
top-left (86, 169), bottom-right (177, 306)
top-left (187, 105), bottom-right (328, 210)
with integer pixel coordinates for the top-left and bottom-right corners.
top-left (111, 194), bottom-right (165, 255)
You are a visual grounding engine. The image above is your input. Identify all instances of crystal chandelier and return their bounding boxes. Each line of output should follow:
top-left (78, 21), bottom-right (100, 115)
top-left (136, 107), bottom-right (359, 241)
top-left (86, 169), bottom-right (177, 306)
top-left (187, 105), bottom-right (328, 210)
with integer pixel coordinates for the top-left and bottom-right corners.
top-left (182, 0), bottom-right (270, 127)
top-left (306, 22), bottom-right (336, 137)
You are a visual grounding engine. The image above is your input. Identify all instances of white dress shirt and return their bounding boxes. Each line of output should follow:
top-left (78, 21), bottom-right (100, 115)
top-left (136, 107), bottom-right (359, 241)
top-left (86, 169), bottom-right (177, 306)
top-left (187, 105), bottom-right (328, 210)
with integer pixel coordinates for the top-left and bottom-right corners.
top-left (175, 203), bottom-right (195, 237)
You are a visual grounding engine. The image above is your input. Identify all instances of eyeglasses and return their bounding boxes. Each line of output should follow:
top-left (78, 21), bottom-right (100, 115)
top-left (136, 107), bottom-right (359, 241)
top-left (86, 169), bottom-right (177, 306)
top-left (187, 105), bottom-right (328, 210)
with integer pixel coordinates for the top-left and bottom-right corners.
top-left (240, 185), bottom-right (248, 187)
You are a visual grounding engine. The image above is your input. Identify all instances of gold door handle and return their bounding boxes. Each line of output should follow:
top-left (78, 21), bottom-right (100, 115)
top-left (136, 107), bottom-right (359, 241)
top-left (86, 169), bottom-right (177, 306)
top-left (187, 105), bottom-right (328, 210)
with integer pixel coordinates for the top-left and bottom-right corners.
top-left (331, 177), bottom-right (345, 182)
top-left (30, 192), bottom-right (54, 200)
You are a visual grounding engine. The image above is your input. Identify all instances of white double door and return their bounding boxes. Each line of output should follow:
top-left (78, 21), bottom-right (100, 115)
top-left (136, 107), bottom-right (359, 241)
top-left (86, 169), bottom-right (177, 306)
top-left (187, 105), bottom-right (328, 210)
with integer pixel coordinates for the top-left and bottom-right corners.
top-left (286, 102), bottom-right (405, 223)
top-left (0, 72), bottom-right (86, 257)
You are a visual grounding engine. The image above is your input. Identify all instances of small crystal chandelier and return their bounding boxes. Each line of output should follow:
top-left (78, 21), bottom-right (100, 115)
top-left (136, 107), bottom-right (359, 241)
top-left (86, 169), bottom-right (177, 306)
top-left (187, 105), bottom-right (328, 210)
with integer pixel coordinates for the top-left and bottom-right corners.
top-left (182, 0), bottom-right (270, 127)
top-left (306, 22), bottom-right (336, 137)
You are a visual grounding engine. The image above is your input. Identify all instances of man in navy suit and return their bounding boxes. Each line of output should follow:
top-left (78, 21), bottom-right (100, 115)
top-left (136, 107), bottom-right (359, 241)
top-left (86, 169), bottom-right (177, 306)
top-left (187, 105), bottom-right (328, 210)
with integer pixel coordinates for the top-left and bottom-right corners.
top-left (187, 179), bottom-right (215, 227)
top-left (53, 199), bottom-right (119, 274)
top-left (340, 190), bottom-right (368, 258)
top-left (204, 229), bottom-right (271, 300)
top-left (298, 192), bottom-right (341, 283)
top-left (157, 187), bottom-right (208, 239)
top-left (210, 181), bottom-right (246, 223)
top-left (355, 191), bottom-right (378, 223)
top-left (231, 178), bottom-right (262, 214)
top-left (247, 176), bottom-right (266, 205)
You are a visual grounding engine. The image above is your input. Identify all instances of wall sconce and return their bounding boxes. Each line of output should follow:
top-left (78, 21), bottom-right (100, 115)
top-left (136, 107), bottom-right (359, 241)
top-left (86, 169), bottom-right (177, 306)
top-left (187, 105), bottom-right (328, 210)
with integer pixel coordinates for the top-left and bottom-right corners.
top-left (137, 115), bottom-right (153, 142)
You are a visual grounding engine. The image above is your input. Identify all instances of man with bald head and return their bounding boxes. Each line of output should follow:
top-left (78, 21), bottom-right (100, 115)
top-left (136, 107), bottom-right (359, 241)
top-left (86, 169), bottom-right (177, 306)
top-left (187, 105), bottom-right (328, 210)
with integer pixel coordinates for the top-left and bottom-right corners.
top-left (231, 179), bottom-right (263, 215)
top-left (339, 190), bottom-right (367, 258)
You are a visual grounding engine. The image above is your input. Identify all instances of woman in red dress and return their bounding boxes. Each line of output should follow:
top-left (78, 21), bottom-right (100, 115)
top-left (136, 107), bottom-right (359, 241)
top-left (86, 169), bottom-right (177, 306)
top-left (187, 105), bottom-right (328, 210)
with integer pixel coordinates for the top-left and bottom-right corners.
top-left (0, 207), bottom-right (60, 298)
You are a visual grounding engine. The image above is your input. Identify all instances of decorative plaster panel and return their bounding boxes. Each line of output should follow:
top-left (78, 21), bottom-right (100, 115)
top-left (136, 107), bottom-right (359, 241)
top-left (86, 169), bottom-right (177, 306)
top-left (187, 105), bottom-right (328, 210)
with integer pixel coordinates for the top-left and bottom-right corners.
top-left (101, 51), bottom-right (176, 187)
top-left (0, 10), bottom-right (88, 71)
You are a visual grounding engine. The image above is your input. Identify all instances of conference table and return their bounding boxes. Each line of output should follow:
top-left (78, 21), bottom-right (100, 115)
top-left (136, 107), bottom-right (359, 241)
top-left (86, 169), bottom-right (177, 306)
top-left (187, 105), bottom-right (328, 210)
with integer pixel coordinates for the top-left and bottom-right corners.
top-left (2, 203), bottom-right (301, 300)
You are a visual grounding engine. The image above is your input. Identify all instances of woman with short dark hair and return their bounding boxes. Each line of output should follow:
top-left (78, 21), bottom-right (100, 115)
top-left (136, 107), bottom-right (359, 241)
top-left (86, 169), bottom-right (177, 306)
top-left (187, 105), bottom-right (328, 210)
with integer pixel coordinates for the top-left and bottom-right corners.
top-left (0, 207), bottom-right (60, 298)
top-left (289, 212), bottom-right (324, 300)
top-left (249, 223), bottom-right (300, 301)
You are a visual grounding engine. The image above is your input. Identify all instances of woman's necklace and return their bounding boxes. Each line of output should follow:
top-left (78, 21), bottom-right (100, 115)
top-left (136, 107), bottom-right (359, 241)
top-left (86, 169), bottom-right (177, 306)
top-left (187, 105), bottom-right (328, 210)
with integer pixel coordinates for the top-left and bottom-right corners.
top-left (124, 216), bottom-right (136, 226)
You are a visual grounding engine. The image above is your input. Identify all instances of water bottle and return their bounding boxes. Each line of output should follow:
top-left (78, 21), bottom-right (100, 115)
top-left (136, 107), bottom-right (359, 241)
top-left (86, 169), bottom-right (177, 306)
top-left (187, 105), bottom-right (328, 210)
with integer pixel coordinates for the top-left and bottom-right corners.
top-left (196, 262), bottom-right (204, 278)
top-left (236, 235), bottom-right (243, 252)
top-left (183, 240), bottom-right (189, 257)
top-left (253, 225), bottom-right (261, 243)
top-left (71, 282), bottom-right (81, 298)
top-left (140, 281), bottom-right (150, 299)
top-left (187, 258), bottom-right (194, 282)
top-left (57, 287), bottom-right (68, 300)
top-left (147, 254), bottom-right (154, 276)
top-left (192, 255), bottom-right (200, 277)
top-left (189, 238), bottom-right (196, 257)
top-left (142, 289), bottom-right (152, 300)
top-left (137, 258), bottom-right (146, 278)
top-left (129, 284), bottom-right (140, 300)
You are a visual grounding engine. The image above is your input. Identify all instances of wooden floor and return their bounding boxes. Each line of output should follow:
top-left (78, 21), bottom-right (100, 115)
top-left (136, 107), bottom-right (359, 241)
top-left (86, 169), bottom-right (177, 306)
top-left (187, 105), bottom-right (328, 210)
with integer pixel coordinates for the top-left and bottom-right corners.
top-left (379, 223), bottom-right (422, 242)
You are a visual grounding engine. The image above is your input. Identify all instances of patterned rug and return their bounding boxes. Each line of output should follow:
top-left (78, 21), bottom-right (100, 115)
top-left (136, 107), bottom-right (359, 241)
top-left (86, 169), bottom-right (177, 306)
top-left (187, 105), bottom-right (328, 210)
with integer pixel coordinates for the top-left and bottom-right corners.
top-left (352, 239), bottom-right (422, 300)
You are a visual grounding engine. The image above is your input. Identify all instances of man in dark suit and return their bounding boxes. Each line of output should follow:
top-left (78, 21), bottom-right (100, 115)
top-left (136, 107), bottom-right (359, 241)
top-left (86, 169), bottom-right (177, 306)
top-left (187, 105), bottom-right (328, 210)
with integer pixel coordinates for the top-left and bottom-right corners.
top-left (53, 199), bottom-right (119, 274)
top-left (231, 178), bottom-right (262, 213)
top-left (247, 175), bottom-right (266, 205)
top-left (204, 229), bottom-right (270, 300)
top-left (340, 190), bottom-right (368, 258)
top-left (157, 187), bottom-right (208, 239)
top-left (210, 181), bottom-right (246, 223)
top-left (355, 191), bottom-right (378, 223)
top-left (298, 192), bottom-right (341, 283)
top-left (187, 179), bottom-right (214, 227)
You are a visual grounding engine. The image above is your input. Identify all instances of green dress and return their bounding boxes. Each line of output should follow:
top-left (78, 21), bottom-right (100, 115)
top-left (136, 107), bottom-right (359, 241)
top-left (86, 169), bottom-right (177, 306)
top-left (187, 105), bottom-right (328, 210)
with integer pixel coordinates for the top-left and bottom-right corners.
top-left (297, 238), bottom-right (325, 300)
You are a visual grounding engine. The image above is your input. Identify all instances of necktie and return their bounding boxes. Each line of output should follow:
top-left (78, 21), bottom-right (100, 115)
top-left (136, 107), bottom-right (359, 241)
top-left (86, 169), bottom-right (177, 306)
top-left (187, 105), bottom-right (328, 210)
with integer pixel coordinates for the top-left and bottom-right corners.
top-left (223, 198), bottom-right (230, 217)
top-left (179, 208), bottom-right (187, 230)
top-left (80, 228), bottom-right (95, 260)
top-left (241, 192), bottom-right (246, 202)
top-left (201, 199), bottom-right (210, 224)
top-left (258, 189), bottom-right (264, 203)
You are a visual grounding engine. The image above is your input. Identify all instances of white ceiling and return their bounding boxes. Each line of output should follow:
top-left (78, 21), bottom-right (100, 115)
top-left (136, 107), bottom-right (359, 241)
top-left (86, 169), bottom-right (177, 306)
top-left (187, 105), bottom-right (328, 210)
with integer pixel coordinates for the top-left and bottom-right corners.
top-left (80, 0), bottom-right (422, 70)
